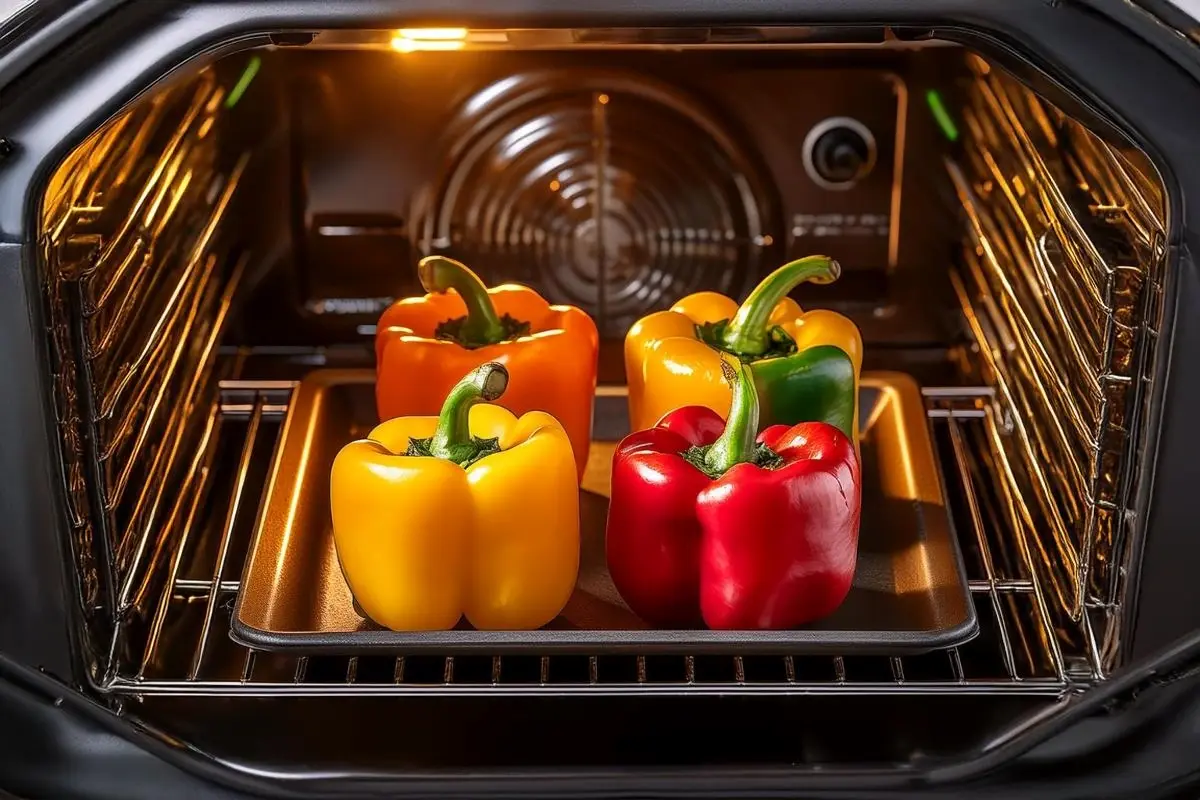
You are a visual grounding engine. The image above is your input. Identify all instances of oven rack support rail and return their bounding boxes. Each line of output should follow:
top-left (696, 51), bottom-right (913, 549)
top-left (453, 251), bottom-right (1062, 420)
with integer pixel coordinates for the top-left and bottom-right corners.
top-left (100, 382), bottom-right (1104, 698)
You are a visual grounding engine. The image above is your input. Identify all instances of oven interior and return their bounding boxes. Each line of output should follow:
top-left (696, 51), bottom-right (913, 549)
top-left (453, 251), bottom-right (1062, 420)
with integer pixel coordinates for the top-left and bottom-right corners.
top-left (37, 28), bottom-right (1168, 773)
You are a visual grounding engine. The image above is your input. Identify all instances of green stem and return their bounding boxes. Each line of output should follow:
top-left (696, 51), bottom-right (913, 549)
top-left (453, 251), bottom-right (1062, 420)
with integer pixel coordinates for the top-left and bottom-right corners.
top-left (418, 255), bottom-right (506, 346)
top-left (703, 360), bottom-right (761, 475)
top-left (721, 255), bottom-right (841, 357)
top-left (428, 362), bottom-right (509, 462)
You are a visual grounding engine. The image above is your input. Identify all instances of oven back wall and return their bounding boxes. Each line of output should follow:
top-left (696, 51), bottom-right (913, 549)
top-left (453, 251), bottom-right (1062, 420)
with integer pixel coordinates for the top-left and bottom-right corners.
top-left (238, 48), bottom-right (959, 348)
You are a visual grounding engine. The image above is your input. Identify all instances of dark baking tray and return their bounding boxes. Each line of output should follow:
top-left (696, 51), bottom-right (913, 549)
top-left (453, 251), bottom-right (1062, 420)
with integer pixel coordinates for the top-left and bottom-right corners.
top-left (231, 369), bottom-right (977, 655)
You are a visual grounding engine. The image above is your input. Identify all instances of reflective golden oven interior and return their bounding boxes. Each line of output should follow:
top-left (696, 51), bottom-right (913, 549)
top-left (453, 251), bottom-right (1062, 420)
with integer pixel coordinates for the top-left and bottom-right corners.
top-left (36, 33), bottom-right (1166, 719)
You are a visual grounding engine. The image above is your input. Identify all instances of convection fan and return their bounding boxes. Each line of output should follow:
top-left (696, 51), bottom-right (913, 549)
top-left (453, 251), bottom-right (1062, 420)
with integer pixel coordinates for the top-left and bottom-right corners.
top-left (420, 70), bottom-right (776, 337)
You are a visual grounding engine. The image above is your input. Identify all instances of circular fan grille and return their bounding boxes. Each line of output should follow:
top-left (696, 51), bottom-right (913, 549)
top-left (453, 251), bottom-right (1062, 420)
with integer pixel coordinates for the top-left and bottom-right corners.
top-left (425, 73), bottom-right (772, 336)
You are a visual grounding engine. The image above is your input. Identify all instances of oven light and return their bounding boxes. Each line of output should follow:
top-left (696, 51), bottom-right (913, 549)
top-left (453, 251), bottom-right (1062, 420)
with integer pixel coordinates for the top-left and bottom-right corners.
top-left (391, 38), bottom-right (465, 52)
top-left (392, 27), bottom-right (468, 51)
top-left (397, 27), bottom-right (468, 40)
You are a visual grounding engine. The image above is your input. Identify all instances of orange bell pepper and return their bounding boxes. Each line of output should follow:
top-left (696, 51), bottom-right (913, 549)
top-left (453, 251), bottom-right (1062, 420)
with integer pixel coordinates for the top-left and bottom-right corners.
top-left (375, 256), bottom-right (598, 480)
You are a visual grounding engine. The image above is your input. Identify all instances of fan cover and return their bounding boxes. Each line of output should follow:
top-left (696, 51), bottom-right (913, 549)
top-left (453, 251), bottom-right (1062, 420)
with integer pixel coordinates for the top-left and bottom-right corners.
top-left (423, 71), bottom-right (773, 337)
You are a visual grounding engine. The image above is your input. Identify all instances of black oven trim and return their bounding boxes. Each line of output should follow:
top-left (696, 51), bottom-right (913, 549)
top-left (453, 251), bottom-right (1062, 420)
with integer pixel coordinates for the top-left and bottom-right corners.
top-left (0, 0), bottom-right (1198, 794)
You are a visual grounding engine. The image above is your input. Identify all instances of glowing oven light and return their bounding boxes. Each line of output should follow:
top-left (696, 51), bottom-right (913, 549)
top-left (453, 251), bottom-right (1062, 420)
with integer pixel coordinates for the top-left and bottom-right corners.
top-left (392, 28), bottom-right (468, 52)
top-left (397, 27), bottom-right (468, 39)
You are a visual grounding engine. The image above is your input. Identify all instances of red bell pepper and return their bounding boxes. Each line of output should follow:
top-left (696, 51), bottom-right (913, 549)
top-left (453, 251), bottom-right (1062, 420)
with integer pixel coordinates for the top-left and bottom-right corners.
top-left (606, 360), bottom-right (861, 630)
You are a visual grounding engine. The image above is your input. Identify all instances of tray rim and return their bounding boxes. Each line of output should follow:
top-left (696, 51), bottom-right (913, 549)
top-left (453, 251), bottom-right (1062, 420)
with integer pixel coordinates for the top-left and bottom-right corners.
top-left (230, 369), bottom-right (979, 656)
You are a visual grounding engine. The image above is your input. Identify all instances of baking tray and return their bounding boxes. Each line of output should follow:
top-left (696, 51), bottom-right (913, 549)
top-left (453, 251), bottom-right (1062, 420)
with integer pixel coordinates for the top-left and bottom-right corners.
top-left (231, 369), bottom-right (977, 655)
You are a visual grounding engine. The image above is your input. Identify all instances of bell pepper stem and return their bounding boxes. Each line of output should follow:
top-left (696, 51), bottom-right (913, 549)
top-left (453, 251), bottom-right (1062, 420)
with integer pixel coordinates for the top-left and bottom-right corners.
top-left (429, 362), bottom-right (509, 460)
top-left (418, 255), bottom-right (506, 345)
top-left (721, 256), bottom-right (841, 357)
top-left (704, 360), bottom-right (761, 474)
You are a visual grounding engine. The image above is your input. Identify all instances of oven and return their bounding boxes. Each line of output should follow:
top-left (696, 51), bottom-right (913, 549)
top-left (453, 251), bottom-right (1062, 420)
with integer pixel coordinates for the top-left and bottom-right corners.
top-left (2, 1), bottom-right (1200, 797)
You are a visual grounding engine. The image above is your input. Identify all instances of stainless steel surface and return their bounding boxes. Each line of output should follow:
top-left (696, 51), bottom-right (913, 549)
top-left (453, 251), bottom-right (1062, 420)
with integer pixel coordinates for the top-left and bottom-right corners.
top-left (950, 57), bottom-right (1167, 673)
top-left (230, 371), bottom-right (976, 655)
top-left (91, 378), bottom-right (1097, 697)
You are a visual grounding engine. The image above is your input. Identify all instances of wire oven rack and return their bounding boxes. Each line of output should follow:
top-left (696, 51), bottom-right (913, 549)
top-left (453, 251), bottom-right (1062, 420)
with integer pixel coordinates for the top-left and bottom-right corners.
top-left (949, 57), bottom-right (1167, 675)
top-left (39, 68), bottom-right (251, 679)
top-left (97, 371), bottom-right (1101, 698)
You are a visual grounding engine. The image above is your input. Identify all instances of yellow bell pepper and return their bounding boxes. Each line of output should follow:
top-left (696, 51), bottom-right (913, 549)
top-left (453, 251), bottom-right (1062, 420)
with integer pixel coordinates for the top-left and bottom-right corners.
top-left (625, 256), bottom-right (863, 440)
top-left (330, 362), bottom-right (579, 631)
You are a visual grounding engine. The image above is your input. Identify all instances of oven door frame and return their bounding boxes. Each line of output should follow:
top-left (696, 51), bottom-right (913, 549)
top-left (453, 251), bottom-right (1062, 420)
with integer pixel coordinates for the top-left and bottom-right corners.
top-left (1, 0), bottom-right (1200, 796)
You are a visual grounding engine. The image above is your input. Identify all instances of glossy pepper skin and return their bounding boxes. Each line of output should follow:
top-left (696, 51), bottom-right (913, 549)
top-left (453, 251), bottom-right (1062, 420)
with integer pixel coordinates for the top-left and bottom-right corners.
top-left (625, 256), bottom-right (862, 441)
top-left (606, 360), bottom-right (860, 630)
top-left (331, 363), bottom-right (580, 631)
top-left (376, 256), bottom-right (598, 481)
